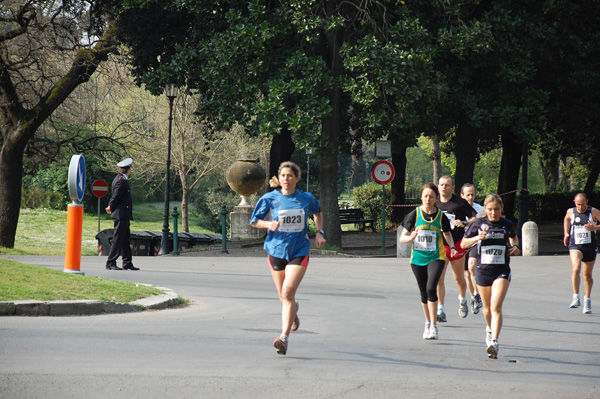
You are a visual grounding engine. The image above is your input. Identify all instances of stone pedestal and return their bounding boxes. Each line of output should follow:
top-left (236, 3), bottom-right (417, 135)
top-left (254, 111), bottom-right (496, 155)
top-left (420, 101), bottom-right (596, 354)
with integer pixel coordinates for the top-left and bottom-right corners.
top-left (397, 228), bottom-right (411, 258)
top-left (522, 220), bottom-right (538, 256)
top-left (229, 205), bottom-right (261, 240)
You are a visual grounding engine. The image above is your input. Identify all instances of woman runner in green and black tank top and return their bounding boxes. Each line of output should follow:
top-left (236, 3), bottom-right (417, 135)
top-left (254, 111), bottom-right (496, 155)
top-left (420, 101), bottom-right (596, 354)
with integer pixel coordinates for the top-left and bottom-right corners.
top-left (400, 183), bottom-right (458, 340)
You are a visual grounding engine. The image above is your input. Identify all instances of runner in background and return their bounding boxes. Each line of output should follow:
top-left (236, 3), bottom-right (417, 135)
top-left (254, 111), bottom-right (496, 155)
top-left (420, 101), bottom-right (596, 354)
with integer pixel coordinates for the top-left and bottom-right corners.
top-left (461, 183), bottom-right (484, 314)
top-left (435, 176), bottom-right (477, 322)
top-left (563, 193), bottom-right (599, 314)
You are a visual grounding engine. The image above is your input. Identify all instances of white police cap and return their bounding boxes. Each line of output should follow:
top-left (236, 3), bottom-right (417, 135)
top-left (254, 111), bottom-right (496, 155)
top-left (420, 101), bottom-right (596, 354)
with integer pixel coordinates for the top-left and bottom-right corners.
top-left (117, 158), bottom-right (133, 168)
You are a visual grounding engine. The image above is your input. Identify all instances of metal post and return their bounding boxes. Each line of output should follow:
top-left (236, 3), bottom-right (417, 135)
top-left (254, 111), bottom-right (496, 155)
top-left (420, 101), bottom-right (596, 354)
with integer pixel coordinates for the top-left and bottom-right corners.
top-left (305, 147), bottom-right (312, 192)
top-left (172, 207), bottom-right (180, 256)
top-left (220, 205), bottom-right (228, 253)
top-left (381, 184), bottom-right (386, 254)
top-left (518, 141), bottom-right (530, 238)
top-left (97, 197), bottom-right (101, 235)
top-left (306, 154), bottom-right (310, 192)
top-left (161, 96), bottom-right (175, 255)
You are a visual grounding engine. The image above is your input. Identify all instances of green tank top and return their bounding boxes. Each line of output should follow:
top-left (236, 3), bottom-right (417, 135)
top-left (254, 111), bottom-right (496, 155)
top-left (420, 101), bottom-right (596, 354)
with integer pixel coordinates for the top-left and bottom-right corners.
top-left (410, 207), bottom-right (447, 266)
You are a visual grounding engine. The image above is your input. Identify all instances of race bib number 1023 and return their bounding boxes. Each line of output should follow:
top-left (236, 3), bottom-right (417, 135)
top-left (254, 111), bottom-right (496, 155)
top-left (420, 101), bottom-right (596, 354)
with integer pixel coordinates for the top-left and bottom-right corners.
top-left (278, 209), bottom-right (305, 232)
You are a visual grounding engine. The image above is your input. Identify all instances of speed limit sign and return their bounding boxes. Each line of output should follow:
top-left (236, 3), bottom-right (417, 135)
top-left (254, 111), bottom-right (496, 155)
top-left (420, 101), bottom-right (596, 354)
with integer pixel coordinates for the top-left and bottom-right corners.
top-left (371, 160), bottom-right (395, 185)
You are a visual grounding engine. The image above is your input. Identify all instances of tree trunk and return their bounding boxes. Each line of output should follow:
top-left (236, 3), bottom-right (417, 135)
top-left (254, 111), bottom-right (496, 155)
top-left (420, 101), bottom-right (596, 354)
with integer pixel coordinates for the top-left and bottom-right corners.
top-left (453, 117), bottom-right (478, 194)
top-left (497, 129), bottom-right (522, 221)
top-left (583, 151), bottom-right (600, 203)
top-left (351, 152), bottom-right (365, 188)
top-left (349, 105), bottom-right (366, 188)
top-left (539, 152), bottom-right (559, 192)
top-left (317, 17), bottom-right (344, 250)
top-left (430, 138), bottom-right (442, 183)
top-left (0, 138), bottom-right (27, 247)
top-left (268, 128), bottom-right (295, 182)
top-left (181, 183), bottom-right (190, 233)
top-left (558, 157), bottom-right (568, 191)
top-left (390, 146), bottom-right (408, 224)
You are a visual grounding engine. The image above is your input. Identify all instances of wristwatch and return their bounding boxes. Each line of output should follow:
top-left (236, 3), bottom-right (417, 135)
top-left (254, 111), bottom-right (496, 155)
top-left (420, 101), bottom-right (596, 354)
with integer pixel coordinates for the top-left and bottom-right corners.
top-left (316, 229), bottom-right (325, 237)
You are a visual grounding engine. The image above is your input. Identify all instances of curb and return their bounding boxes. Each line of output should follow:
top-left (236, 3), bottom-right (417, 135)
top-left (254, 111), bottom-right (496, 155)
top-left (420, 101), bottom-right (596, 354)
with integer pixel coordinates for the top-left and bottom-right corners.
top-left (0, 286), bottom-right (181, 316)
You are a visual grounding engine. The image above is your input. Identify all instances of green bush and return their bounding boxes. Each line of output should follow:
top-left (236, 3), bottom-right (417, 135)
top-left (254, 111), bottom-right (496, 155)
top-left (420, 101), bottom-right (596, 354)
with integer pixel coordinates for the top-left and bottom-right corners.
top-left (352, 182), bottom-right (393, 230)
top-left (21, 187), bottom-right (66, 210)
top-left (191, 175), bottom-right (262, 234)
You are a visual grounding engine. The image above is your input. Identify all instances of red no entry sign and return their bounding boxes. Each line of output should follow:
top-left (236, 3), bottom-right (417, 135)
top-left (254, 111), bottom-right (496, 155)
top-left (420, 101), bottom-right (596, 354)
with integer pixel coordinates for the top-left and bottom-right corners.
top-left (371, 160), bottom-right (395, 185)
top-left (91, 179), bottom-right (109, 198)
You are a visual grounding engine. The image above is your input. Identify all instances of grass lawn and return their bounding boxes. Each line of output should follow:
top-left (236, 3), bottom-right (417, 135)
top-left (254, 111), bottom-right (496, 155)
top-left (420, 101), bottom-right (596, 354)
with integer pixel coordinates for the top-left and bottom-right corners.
top-left (0, 258), bottom-right (164, 302)
top-left (2, 202), bottom-right (217, 256)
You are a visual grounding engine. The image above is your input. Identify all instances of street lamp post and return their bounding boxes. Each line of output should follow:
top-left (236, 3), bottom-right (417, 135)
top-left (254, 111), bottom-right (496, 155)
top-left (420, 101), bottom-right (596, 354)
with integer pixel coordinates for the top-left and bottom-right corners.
top-left (305, 147), bottom-right (313, 192)
top-left (161, 83), bottom-right (178, 255)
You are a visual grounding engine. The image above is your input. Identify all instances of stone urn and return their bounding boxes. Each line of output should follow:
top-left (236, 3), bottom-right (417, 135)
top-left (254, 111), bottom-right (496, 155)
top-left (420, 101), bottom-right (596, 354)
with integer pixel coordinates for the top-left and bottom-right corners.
top-left (226, 159), bottom-right (266, 240)
top-left (226, 159), bottom-right (266, 206)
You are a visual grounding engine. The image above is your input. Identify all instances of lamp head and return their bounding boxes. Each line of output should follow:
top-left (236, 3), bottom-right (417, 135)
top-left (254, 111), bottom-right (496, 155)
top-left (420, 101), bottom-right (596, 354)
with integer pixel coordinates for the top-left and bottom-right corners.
top-left (164, 83), bottom-right (179, 100)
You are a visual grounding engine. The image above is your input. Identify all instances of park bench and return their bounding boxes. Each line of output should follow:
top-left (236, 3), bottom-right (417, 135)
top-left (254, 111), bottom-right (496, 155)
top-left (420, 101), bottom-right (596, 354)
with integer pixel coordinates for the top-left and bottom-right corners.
top-left (339, 208), bottom-right (376, 232)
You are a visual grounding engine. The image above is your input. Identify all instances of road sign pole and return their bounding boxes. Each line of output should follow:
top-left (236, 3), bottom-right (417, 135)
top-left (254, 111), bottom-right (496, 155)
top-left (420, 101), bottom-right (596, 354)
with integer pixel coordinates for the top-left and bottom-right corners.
top-left (98, 197), bottom-right (101, 236)
top-left (65, 203), bottom-right (84, 274)
top-left (65, 155), bottom-right (85, 275)
top-left (381, 184), bottom-right (386, 255)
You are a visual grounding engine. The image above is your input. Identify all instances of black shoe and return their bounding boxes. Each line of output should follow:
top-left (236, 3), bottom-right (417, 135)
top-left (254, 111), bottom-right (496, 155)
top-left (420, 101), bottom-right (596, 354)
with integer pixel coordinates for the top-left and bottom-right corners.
top-left (106, 264), bottom-right (122, 270)
top-left (123, 264), bottom-right (139, 271)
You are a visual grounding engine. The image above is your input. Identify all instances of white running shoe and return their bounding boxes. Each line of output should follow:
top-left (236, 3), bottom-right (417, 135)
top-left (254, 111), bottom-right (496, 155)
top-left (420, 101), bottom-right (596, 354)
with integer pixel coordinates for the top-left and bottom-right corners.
top-left (487, 340), bottom-right (499, 359)
top-left (428, 324), bottom-right (438, 340)
top-left (583, 299), bottom-right (592, 314)
top-left (485, 326), bottom-right (492, 347)
top-left (423, 324), bottom-right (430, 340)
top-left (570, 297), bottom-right (581, 308)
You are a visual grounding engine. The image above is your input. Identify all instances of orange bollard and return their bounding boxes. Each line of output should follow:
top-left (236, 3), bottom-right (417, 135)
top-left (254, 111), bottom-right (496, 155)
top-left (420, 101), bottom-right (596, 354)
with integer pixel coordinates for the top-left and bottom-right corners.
top-left (64, 203), bottom-right (85, 275)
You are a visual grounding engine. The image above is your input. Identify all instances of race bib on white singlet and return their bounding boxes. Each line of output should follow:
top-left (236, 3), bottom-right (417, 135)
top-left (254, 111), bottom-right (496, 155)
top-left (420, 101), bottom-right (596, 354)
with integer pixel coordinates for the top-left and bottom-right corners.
top-left (574, 225), bottom-right (592, 245)
top-left (277, 209), bottom-right (305, 232)
top-left (414, 229), bottom-right (437, 252)
top-left (481, 245), bottom-right (506, 265)
top-left (444, 212), bottom-right (456, 230)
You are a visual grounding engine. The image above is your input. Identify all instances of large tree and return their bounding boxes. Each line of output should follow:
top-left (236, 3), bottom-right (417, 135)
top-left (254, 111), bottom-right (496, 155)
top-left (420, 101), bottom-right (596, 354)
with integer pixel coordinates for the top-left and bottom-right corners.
top-left (0, 1), bottom-right (116, 247)
top-left (110, 0), bottom-right (441, 247)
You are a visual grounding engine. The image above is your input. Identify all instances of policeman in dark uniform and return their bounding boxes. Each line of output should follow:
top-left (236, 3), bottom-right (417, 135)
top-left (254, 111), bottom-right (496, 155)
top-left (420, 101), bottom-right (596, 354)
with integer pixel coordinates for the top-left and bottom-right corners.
top-left (105, 158), bottom-right (139, 271)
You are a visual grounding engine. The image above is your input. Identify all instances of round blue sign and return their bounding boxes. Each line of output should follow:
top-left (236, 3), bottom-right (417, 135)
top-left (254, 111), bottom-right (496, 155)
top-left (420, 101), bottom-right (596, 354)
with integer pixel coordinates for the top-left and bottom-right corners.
top-left (68, 155), bottom-right (86, 203)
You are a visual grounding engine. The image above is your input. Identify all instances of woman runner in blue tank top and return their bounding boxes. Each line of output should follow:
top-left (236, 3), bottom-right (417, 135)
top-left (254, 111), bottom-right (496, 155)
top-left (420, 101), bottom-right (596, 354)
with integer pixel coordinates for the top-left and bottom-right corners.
top-left (251, 161), bottom-right (326, 355)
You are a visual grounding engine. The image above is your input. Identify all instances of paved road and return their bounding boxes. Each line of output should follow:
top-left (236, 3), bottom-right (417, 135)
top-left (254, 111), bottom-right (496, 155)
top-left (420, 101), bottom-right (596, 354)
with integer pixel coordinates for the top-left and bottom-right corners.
top-left (1, 254), bottom-right (598, 398)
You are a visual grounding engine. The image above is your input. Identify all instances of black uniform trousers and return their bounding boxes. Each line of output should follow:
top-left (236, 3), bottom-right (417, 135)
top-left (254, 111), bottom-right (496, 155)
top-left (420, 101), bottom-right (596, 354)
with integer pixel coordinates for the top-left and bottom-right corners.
top-left (106, 218), bottom-right (133, 267)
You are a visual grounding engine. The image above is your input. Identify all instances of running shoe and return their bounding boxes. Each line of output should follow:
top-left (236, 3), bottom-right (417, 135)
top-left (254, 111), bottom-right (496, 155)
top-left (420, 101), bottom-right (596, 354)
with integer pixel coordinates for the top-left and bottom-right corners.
top-left (583, 299), bottom-right (592, 314)
top-left (474, 293), bottom-right (483, 314)
top-left (437, 310), bottom-right (447, 322)
top-left (273, 337), bottom-right (288, 355)
top-left (487, 340), bottom-right (499, 359)
top-left (570, 297), bottom-right (581, 308)
top-left (428, 324), bottom-right (438, 340)
top-left (459, 298), bottom-right (469, 318)
top-left (423, 324), bottom-right (430, 340)
top-left (291, 301), bottom-right (300, 331)
top-left (485, 326), bottom-right (492, 347)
